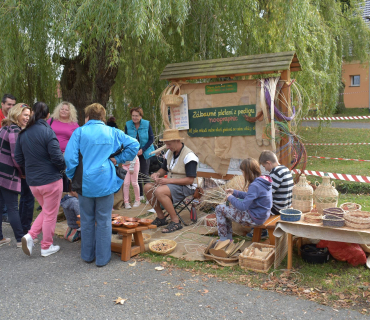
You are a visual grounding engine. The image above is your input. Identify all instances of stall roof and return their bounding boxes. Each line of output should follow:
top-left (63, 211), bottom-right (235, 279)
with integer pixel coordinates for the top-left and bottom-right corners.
top-left (160, 51), bottom-right (301, 81)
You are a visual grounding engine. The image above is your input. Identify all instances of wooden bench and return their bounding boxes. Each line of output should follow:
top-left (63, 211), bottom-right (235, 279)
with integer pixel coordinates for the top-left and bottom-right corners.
top-left (251, 215), bottom-right (281, 246)
top-left (111, 224), bottom-right (157, 261)
top-left (76, 220), bottom-right (156, 261)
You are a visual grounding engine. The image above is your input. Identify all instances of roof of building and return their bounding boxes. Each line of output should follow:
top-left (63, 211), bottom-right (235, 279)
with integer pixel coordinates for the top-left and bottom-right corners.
top-left (160, 51), bottom-right (301, 81)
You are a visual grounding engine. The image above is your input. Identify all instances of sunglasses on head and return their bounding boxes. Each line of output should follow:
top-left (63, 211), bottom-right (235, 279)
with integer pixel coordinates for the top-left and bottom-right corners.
top-left (21, 104), bottom-right (29, 108)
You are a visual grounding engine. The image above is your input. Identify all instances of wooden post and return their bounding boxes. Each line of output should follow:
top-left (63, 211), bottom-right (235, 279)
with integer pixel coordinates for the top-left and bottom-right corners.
top-left (279, 70), bottom-right (291, 168)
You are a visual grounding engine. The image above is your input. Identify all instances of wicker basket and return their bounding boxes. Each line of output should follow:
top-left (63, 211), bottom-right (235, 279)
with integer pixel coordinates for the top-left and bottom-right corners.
top-left (149, 239), bottom-right (177, 255)
top-left (343, 211), bottom-right (370, 229)
top-left (161, 83), bottom-right (183, 108)
top-left (239, 243), bottom-right (275, 273)
top-left (303, 212), bottom-right (323, 223)
top-left (323, 207), bottom-right (345, 218)
top-left (322, 214), bottom-right (345, 227)
top-left (280, 208), bottom-right (302, 222)
top-left (314, 175), bottom-right (339, 214)
top-left (292, 174), bottom-right (313, 213)
top-left (340, 202), bottom-right (362, 211)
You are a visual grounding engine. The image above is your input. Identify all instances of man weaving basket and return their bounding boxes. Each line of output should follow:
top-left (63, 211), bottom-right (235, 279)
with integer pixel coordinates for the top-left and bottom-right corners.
top-left (144, 129), bottom-right (198, 233)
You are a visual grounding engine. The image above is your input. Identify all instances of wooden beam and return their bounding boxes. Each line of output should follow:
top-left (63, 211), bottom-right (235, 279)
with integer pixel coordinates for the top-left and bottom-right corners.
top-left (279, 69), bottom-right (291, 168)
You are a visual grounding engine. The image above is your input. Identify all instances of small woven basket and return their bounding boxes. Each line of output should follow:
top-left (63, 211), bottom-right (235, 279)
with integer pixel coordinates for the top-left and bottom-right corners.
top-left (149, 239), bottom-right (177, 255)
top-left (280, 208), bottom-right (302, 222)
top-left (340, 202), bottom-right (362, 212)
top-left (161, 83), bottom-right (183, 108)
top-left (322, 214), bottom-right (345, 227)
top-left (323, 207), bottom-right (345, 218)
top-left (303, 212), bottom-right (323, 224)
top-left (343, 211), bottom-right (370, 229)
top-left (239, 243), bottom-right (275, 273)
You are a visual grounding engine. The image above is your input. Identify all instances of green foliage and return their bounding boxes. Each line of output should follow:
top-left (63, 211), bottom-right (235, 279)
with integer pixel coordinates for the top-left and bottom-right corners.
top-left (0, 0), bottom-right (369, 132)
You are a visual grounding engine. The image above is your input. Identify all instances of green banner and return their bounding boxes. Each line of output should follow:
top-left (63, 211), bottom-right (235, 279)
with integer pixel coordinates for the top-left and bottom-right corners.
top-left (205, 83), bottom-right (237, 95)
top-left (188, 105), bottom-right (256, 137)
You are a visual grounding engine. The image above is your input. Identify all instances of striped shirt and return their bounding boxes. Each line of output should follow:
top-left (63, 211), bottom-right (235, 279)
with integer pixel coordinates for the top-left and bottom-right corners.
top-left (269, 165), bottom-right (294, 214)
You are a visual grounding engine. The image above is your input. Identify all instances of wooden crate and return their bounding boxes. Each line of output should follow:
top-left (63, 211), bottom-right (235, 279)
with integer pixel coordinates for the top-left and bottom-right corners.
top-left (239, 242), bottom-right (275, 273)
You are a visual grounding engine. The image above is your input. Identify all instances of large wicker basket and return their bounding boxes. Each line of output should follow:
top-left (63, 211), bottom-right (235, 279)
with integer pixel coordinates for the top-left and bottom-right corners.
top-left (239, 243), bottom-right (275, 273)
top-left (149, 239), bottom-right (177, 255)
top-left (313, 175), bottom-right (338, 214)
top-left (292, 174), bottom-right (313, 213)
top-left (340, 202), bottom-right (362, 212)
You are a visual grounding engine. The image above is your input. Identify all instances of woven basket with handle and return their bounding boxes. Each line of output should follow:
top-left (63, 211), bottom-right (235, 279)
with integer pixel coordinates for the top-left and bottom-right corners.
top-left (161, 83), bottom-right (183, 108)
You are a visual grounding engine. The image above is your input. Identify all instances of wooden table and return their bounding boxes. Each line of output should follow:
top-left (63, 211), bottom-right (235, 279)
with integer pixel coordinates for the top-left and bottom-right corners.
top-left (273, 219), bottom-right (370, 270)
top-left (111, 224), bottom-right (157, 261)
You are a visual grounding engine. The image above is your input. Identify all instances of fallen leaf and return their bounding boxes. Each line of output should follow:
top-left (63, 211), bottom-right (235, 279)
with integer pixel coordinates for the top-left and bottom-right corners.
top-left (129, 261), bottom-right (137, 267)
top-left (113, 297), bottom-right (127, 305)
top-left (103, 282), bottom-right (108, 285)
top-left (155, 266), bottom-right (164, 271)
top-left (166, 258), bottom-right (172, 262)
top-left (175, 293), bottom-right (183, 296)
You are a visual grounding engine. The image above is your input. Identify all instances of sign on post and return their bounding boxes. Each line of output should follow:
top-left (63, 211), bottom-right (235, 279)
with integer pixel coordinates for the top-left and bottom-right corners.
top-left (172, 94), bottom-right (189, 130)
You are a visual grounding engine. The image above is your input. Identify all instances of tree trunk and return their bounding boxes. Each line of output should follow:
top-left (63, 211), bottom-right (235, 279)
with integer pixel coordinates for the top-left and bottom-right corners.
top-left (59, 48), bottom-right (119, 126)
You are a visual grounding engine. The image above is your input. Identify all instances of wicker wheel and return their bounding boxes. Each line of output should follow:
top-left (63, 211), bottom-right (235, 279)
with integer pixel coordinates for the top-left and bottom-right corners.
top-left (344, 220), bottom-right (370, 229)
top-left (149, 239), bottom-right (177, 255)
top-left (343, 211), bottom-right (370, 224)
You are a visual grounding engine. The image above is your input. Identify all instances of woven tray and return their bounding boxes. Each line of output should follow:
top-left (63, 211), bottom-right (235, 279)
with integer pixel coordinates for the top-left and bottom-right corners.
top-left (149, 239), bottom-right (177, 255)
top-left (344, 220), bottom-right (370, 229)
top-left (323, 207), bottom-right (345, 218)
top-left (344, 211), bottom-right (370, 223)
top-left (239, 243), bottom-right (275, 273)
top-left (322, 214), bottom-right (345, 227)
top-left (340, 202), bottom-right (362, 211)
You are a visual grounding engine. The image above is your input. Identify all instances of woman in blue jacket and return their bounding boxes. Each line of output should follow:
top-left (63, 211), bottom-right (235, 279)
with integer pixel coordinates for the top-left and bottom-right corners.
top-left (65, 103), bottom-right (139, 267)
top-left (125, 107), bottom-right (155, 199)
top-left (215, 158), bottom-right (272, 241)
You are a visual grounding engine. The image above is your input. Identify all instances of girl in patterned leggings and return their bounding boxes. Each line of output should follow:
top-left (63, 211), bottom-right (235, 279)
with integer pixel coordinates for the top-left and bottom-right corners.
top-left (215, 158), bottom-right (273, 241)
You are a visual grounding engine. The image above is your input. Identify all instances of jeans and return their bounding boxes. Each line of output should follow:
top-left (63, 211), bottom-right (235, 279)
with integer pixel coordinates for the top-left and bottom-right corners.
top-left (29, 179), bottom-right (63, 249)
top-left (78, 193), bottom-right (114, 266)
top-left (138, 155), bottom-right (150, 197)
top-left (19, 179), bottom-right (35, 234)
top-left (0, 187), bottom-right (24, 242)
top-left (2, 204), bottom-right (7, 220)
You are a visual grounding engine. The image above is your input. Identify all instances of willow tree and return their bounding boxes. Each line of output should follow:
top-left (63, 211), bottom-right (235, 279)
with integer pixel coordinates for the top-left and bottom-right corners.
top-left (0, 0), bottom-right (369, 128)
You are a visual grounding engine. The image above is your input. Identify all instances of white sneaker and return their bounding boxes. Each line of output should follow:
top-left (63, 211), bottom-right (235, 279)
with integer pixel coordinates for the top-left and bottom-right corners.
top-left (124, 203), bottom-right (132, 209)
top-left (140, 196), bottom-right (144, 201)
top-left (17, 242), bottom-right (22, 248)
top-left (41, 244), bottom-right (60, 257)
top-left (21, 233), bottom-right (34, 256)
top-left (146, 200), bottom-right (149, 205)
top-left (133, 201), bottom-right (141, 208)
top-left (148, 208), bottom-right (156, 213)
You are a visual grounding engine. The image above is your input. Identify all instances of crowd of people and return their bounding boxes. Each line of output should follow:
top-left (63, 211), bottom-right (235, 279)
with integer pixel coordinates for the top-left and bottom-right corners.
top-left (0, 92), bottom-right (294, 267)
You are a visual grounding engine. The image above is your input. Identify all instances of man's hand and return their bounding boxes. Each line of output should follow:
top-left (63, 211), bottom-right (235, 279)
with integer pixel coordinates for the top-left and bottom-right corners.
top-left (137, 149), bottom-right (143, 156)
top-left (155, 178), bottom-right (169, 186)
top-left (109, 157), bottom-right (117, 166)
top-left (151, 172), bottom-right (160, 181)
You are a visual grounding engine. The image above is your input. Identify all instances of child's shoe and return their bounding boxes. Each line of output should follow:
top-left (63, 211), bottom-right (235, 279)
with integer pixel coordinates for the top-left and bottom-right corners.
top-left (124, 203), bottom-right (132, 209)
top-left (132, 201), bottom-right (141, 208)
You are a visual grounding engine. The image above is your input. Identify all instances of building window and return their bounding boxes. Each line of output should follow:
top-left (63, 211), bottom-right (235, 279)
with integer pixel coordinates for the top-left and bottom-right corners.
top-left (350, 75), bottom-right (360, 86)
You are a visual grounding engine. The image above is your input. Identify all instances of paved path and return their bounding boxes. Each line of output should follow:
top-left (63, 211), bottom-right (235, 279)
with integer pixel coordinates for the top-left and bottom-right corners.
top-left (301, 121), bottom-right (370, 129)
top-left (1, 225), bottom-right (369, 320)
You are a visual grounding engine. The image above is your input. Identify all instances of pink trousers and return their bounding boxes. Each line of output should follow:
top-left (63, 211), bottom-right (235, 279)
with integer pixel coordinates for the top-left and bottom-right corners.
top-left (29, 179), bottom-right (63, 249)
top-left (122, 158), bottom-right (140, 203)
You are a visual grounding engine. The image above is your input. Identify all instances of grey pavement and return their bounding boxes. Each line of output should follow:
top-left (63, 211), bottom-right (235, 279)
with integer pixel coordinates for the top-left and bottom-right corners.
top-left (301, 121), bottom-right (370, 129)
top-left (1, 224), bottom-right (369, 320)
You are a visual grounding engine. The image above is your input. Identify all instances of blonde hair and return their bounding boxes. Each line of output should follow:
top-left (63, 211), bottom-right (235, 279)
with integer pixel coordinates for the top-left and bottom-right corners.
top-left (84, 103), bottom-right (106, 122)
top-left (258, 150), bottom-right (278, 164)
top-left (240, 158), bottom-right (261, 188)
top-left (1, 103), bottom-right (31, 127)
top-left (51, 101), bottom-right (78, 123)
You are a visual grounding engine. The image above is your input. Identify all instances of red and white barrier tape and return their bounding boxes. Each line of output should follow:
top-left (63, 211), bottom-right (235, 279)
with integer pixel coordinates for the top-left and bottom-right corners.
top-left (302, 116), bottom-right (370, 120)
top-left (292, 169), bottom-right (370, 184)
top-left (308, 156), bottom-right (370, 162)
top-left (304, 142), bottom-right (370, 146)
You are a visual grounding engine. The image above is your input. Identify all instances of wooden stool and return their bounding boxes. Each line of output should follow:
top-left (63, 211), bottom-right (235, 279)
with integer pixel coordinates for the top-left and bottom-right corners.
top-left (252, 215), bottom-right (280, 246)
top-left (111, 225), bottom-right (157, 261)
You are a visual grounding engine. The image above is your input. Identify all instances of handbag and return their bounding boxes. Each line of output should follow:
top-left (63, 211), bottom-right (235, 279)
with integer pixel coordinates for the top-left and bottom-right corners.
top-left (109, 144), bottom-right (127, 180)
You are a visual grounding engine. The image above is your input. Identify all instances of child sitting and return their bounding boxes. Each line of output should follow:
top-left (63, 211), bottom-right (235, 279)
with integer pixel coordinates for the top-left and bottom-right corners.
top-left (61, 191), bottom-right (81, 242)
top-left (215, 158), bottom-right (272, 241)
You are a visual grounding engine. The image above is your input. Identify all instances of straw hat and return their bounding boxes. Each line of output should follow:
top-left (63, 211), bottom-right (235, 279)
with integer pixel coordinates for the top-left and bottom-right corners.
top-left (160, 129), bottom-right (184, 142)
